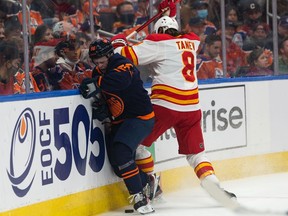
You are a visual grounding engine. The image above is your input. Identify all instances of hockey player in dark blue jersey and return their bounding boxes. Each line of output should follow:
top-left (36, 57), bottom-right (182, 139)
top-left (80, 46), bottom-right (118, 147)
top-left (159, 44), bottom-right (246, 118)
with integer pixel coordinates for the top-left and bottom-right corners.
top-left (79, 38), bottom-right (157, 214)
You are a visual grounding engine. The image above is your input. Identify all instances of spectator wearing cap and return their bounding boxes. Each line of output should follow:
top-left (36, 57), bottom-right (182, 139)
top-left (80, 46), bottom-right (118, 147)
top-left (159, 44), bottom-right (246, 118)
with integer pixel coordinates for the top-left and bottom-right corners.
top-left (48, 40), bottom-right (92, 90)
top-left (278, 36), bottom-right (288, 75)
top-left (186, 17), bottom-right (206, 36)
top-left (241, 1), bottom-right (265, 37)
top-left (190, 0), bottom-right (217, 36)
top-left (0, 41), bottom-right (40, 95)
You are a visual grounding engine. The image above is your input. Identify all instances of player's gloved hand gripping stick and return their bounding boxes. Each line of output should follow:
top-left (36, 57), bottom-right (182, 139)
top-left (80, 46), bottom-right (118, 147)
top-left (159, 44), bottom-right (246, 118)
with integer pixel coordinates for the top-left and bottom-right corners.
top-left (126, 0), bottom-right (180, 40)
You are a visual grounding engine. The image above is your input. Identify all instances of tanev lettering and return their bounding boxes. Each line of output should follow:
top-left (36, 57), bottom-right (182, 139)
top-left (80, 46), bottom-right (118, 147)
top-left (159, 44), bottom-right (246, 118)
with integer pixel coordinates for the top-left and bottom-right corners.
top-left (176, 41), bottom-right (196, 51)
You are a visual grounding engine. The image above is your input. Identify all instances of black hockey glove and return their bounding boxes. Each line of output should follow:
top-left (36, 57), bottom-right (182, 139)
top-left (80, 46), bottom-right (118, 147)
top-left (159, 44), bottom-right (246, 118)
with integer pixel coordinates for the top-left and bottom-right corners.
top-left (79, 78), bottom-right (99, 99)
top-left (92, 97), bottom-right (110, 122)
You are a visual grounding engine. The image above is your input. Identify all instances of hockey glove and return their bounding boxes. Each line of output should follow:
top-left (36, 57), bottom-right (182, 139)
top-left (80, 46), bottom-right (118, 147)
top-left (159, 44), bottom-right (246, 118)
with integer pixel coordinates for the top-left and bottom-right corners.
top-left (158, 0), bottom-right (176, 18)
top-left (79, 78), bottom-right (99, 99)
top-left (111, 34), bottom-right (128, 49)
top-left (92, 97), bottom-right (110, 121)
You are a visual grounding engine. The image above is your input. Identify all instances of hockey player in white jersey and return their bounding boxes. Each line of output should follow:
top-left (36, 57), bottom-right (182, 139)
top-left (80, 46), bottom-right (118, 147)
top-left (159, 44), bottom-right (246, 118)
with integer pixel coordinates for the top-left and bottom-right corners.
top-left (111, 12), bottom-right (239, 211)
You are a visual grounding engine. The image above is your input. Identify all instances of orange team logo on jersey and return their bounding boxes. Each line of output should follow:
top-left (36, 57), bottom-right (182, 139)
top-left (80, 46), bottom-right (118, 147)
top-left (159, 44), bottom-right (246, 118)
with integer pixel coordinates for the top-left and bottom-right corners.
top-left (105, 93), bottom-right (124, 118)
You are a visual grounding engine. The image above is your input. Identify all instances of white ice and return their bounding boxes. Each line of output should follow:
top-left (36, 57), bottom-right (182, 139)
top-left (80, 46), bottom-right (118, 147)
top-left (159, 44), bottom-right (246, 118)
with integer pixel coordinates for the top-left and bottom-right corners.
top-left (99, 172), bottom-right (288, 216)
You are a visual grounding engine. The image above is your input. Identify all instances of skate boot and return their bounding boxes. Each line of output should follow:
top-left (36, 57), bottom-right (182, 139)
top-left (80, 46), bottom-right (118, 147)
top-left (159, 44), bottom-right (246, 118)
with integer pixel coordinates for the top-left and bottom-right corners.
top-left (144, 174), bottom-right (163, 201)
top-left (129, 191), bottom-right (155, 214)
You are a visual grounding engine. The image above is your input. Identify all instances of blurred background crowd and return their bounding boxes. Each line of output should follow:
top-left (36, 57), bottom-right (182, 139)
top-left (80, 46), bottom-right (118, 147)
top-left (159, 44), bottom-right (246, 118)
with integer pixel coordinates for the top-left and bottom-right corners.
top-left (0, 0), bottom-right (287, 95)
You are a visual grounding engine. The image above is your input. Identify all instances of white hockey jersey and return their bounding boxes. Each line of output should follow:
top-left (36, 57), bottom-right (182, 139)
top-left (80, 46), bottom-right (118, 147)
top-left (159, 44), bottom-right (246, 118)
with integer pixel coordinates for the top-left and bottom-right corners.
top-left (116, 33), bottom-right (201, 112)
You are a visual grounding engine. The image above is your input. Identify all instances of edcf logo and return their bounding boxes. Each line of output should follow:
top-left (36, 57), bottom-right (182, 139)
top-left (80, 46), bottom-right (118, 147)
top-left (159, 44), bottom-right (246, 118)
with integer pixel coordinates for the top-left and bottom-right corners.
top-left (7, 108), bottom-right (36, 197)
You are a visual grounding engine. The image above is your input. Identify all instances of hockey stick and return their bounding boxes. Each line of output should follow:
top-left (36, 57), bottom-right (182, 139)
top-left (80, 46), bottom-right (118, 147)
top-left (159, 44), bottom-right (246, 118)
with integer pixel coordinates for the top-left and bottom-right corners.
top-left (97, 29), bottom-right (140, 44)
top-left (126, 0), bottom-right (181, 40)
top-left (201, 178), bottom-right (288, 215)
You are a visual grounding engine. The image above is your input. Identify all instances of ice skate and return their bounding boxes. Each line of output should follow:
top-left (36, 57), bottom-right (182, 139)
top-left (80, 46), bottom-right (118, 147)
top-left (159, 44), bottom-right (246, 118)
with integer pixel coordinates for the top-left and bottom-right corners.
top-left (144, 174), bottom-right (163, 201)
top-left (129, 191), bottom-right (155, 215)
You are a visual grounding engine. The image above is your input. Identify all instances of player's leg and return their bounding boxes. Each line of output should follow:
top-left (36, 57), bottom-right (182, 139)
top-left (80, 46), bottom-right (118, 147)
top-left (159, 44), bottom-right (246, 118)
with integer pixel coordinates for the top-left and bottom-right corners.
top-left (107, 118), bottom-right (155, 214)
top-left (136, 105), bottom-right (176, 201)
top-left (136, 105), bottom-right (176, 173)
top-left (174, 109), bottom-right (237, 207)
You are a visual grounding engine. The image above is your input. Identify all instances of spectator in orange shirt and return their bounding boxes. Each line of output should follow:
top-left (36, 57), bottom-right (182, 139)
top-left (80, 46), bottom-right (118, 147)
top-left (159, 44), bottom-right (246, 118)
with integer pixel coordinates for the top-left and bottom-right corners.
top-left (196, 34), bottom-right (225, 79)
top-left (0, 40), bottom-right (40, 95)
top-left (49, 40), bottom-right (92, 90)
top-left (17, 0), bottom-right (44, 35)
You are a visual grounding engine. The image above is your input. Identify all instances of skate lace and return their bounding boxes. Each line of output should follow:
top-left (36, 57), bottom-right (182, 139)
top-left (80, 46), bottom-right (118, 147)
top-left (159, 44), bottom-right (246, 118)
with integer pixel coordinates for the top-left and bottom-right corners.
top-left (128, 192), bottom-right (144, 204)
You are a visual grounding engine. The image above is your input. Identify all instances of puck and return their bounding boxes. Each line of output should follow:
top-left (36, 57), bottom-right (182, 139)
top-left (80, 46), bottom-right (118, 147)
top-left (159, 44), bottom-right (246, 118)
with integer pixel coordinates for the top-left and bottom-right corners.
top-left (125, 209), bottom-right (134, 213)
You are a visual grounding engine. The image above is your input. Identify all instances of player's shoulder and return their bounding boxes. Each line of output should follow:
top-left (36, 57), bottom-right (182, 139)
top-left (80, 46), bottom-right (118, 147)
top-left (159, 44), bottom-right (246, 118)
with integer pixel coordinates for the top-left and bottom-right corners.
top-left (179, 32), bottom-right (200, 41)
top-left (145, 33), bottom-right (175, 42)
top-left (145, 32), bottom-right (200, 42)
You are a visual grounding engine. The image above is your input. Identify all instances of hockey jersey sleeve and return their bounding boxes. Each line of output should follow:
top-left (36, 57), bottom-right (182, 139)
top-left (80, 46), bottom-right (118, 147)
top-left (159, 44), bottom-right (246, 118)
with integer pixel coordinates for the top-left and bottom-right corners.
top-left (96, 64), bottom-right (134, 92)
top-left (118, 40), bottom-right (160, 66)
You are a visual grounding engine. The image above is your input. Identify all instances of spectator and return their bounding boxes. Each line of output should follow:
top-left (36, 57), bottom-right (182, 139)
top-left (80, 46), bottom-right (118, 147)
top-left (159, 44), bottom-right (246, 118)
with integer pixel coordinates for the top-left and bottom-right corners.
top-left (75, 31), bottom-right (91, 65)
top-left (197, 34), bottom-right (225, 79)
top-left (4, 16), bottom-right (22, 40)
top-left (33, 24), bottom-right (54, 45)
top-left (113, 1), bottom-right (136, 33)
top-left (278, 15), bottom-right (288, 41)
top-left (185, 17), bottom-right (206, 54)
top-left (236, 47), bottom-right (273, 77)
top-left (135, 0), bottom-right (150, 25)
top-left (226, 58), bottom-right (237, 77)
top-left (31, 39), bottom-right (60, 91)
top-left (49, 40), bottom-right (92, 90)
top-left (278, 37), bottom-right (288, 75)
top-left (265, 15), bottom-right (288, 52)
top-left (241, 1), bottom-right (265, 37)
top-left (225, 4), bottom-right (246, 48)
top-left (0, 41), bottom-right (39, 95)
top-left (207, 0), bottom-right (221, 29)
top-left (242, 22), bottom-right (272, 50)
top-left (221, 21), bottom-right (247, 72)
top-left (112, 1), bottom-right (149, 40)
top-left (191, 0), bottom-right (217, 36)
top-left (17, 0), bottom-right (44, 35)
top-left (225, 4), bottom-right (239, 23)
top-left (185, 17), bottom-right (206, 36)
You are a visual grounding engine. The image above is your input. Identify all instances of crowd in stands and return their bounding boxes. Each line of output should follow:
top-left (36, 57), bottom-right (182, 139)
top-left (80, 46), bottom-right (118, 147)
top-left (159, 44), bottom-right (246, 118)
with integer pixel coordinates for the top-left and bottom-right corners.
top-left (0, 0), bottom-right (288, 96)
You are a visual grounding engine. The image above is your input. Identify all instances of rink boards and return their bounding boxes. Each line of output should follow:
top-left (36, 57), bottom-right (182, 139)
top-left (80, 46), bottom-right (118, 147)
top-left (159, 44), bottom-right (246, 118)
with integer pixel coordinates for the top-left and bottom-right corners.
top-left (1, 77), bottom-right (288, 215)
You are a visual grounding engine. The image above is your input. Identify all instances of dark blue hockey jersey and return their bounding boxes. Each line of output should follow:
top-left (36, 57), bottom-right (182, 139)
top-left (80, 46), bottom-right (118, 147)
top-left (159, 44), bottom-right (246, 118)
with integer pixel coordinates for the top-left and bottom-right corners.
top-left (92, 53), bottom-right (154, 123)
